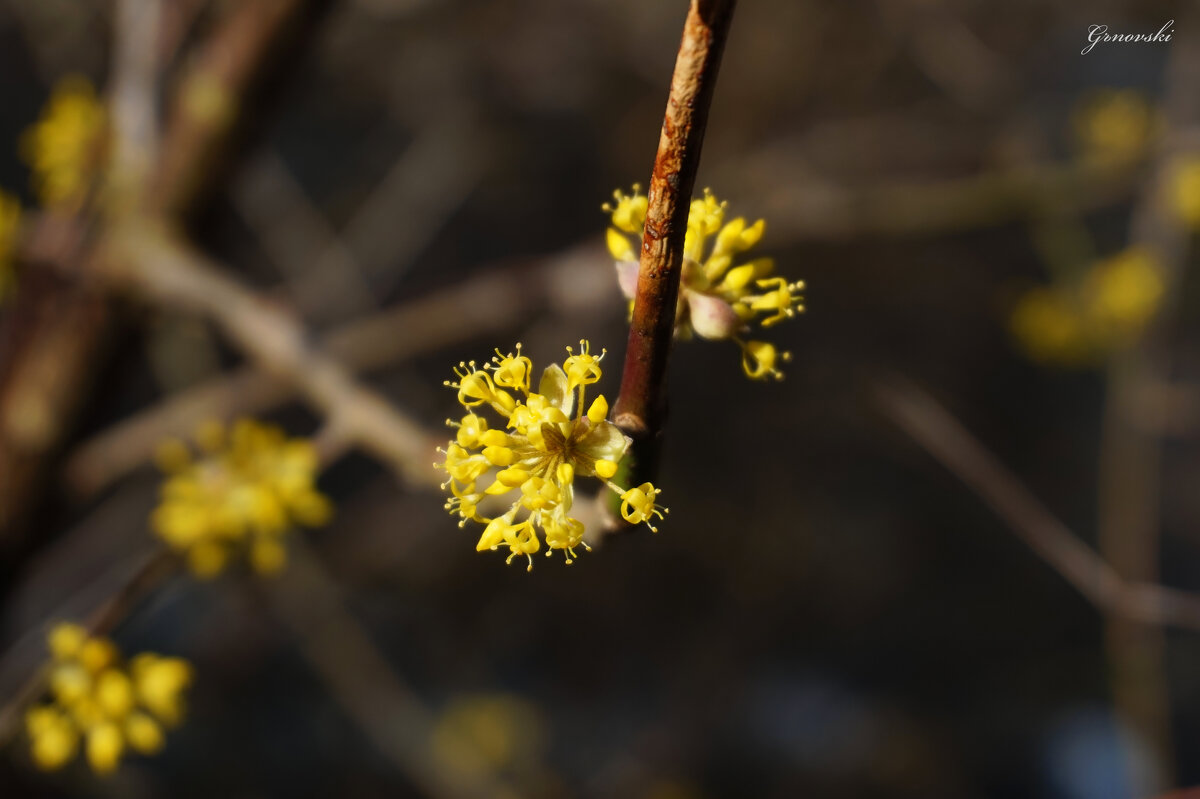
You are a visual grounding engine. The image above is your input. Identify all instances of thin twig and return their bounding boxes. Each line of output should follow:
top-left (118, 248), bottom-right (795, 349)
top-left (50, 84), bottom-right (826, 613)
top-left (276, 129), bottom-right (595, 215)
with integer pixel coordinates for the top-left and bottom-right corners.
top-left (755, 159), bottom-right (1141, 242)
top-left (261, 536), bottom-right (525, 799)
top-left (150, 0), bottom-right (313, 218)
top-left (65, 242), bottom-right (613, 496)
top-left (1094, 14), bottom-right (1200, 777)
top-left (98, 221), bottom-right (441, 487)
top-left (875, 378), bottom-right (1200, 632)
top-left (612, 0), bottom-right (737, 468)
top-left (0, 0), bottom-right (318, 543)
top-left (108, 0), bottom-right (162, 204)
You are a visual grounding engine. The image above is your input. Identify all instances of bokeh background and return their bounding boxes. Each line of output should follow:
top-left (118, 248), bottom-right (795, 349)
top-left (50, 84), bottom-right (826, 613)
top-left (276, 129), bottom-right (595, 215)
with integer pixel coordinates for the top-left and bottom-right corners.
top-left (2, 0), bottom-right (1199, 796)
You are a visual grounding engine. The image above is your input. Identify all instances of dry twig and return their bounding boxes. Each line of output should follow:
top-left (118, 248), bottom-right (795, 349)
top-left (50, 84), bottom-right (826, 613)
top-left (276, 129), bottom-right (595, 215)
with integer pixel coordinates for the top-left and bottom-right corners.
top-left (612, 0), bottom-right (737, 478)
top-left (65, 242), bottom-right (614, 496)
top-left (96, 222), bottom-right (441, 486)
top-left (875, 378), bottom-right (1200, 632)
top-left (262, 537), bottom-right (525, 799)
top-left (1093, 14), bottom-right (1200, 775)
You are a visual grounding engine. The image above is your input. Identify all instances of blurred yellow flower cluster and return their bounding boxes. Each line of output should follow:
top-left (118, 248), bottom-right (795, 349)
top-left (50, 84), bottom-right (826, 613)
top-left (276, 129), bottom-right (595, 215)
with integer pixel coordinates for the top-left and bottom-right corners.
top-left (431, 693), bottom-right (544, 778)
top-left (605, 186), bottom-right (805, 380)
top-left (153, 419), bottom-right (332, 578)
top-left (1011, 248), bottom-right (1164, 366)
top-left (0, 190), bottom-right (20, 299)
top-left (440, 342), bottom-right (666, 570)
top-left (21, 76), bottom-right (106, 208)
top-left (25, 623), bottom-right (192, 775)
top-left (1169, 155), bottom-right (1200, 229)
top-left (1072, 89), bottom-right (1158, 166)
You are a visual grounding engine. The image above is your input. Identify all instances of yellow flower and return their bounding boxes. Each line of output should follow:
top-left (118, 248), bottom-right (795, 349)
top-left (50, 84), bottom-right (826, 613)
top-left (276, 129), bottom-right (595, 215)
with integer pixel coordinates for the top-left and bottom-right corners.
top-left (1072, 89), bottom-right (1157, 166)
top-left (21, 76), bottom-right (107, 208)
top-left (0, 190), bottom-right (20, 299)
top-left (25, 623), bottom-right (192, 775)
top-left (439, 342), bottom-right (667, 570)
top-left (1169, 155), bottom-right (1200, 228)
top-left (152, 419), bottom-right (333, 578)
top-left (431, 693), bottom-right (544, 777)
top-left (605, 186), bottom-right (804, 380)
top-left (1010, 286), bottom-right (1091, 366)
top-left (1083, 247), bottom-right (1164, 343)
top-left (1010, 248), bottom-right (1164, 366)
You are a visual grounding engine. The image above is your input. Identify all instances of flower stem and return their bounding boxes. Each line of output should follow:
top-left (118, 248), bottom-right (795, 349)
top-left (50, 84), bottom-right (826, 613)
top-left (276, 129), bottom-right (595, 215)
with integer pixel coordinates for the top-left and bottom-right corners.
top-left (611, 0), bottom-right (737, 495)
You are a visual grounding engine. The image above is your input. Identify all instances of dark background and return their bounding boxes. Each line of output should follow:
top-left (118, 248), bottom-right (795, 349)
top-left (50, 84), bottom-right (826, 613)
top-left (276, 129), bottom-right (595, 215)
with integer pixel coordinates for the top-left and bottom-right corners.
top-left (1, 0), bottom-right (1198, 797)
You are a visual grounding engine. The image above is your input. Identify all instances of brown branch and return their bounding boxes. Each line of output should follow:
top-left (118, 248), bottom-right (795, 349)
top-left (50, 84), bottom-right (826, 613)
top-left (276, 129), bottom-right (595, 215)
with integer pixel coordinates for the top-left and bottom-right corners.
top-left (64, 243), bottom-right (613, 497)
top-left (96, 221), bottom-right (441, 487)
top-left (150, 0), bottom-right (314, 218)
top-left (757, 159), bottom-right (1141, 242)
top-left (611, 0), bottom-right (736, 512)
top-left (1093, 15), bottom-right (1200, 778)
top-left (612, 0), bottom-right (736, 439)
top-left (0, 0), bottom-right (317, 547)
top-left (260, 536), bottom-right (526, 799)
top-left (875, 378), bottom-right (1200, 632)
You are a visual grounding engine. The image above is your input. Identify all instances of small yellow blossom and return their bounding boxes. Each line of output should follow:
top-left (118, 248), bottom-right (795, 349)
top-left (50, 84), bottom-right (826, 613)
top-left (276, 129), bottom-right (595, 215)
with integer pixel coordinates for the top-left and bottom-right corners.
top-left (439, 342), bottom-right (667, 570)
top-left (21, 76), bottom-right (107, 208)
top-left (0, 190), bottom-right (20, 299)
top-left (25, 623), bottom-right (192, 775)
top-left (431, 693), bottom-right (544, 777)
top-left (1084, 247), bottom-right (1164, 342)
top-left (1072, 89), bottom-right (1158, 166)
top-left (605, 186), bottom-right (804, 380)
top-left (1010, 286), bottom-right (1091, 366)
top-left (1010, 248), bottom-right (1164, 366)
top-left (1169, 155), bottom-right (1200, 228)
top-left (152, 419), bottom-right (332, 578)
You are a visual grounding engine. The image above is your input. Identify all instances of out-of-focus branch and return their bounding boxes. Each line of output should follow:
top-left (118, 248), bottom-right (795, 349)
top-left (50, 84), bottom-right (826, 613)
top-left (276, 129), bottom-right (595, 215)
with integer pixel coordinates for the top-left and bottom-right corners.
top-left (613, 0), bottom-right (737, 469)
top-left (262, 536), bottom-right (525, 799)
top-left (65, 243), bottom-right (613, 496)
top-left (0, 0), bottom-right (320, 546)
top-left (757, 159), bottom-right (1141, 242)
top-left (0, 279), bottom-right (108, 539)
top-left (96, 221), bottom-right (441, 486)
top-left (875, 379), bottom-right (1200, 632)
top-left (1094, 15), bottom-right (1200, 778)
top-left (109, 0), bottom-right (163, 202)
top-left (150, 0), bottom-right (314, 218)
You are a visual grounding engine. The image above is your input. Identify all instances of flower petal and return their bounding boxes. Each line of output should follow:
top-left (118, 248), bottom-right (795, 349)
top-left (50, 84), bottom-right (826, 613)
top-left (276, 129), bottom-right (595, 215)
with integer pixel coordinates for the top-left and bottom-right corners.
top-left (577, 421), bottom-right (630, 464)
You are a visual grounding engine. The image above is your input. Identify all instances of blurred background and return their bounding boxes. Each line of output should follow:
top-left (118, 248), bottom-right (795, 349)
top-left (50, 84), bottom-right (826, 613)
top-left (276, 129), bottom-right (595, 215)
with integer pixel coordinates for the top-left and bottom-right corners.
top-left (1, 0), bottom-right (1199, 796)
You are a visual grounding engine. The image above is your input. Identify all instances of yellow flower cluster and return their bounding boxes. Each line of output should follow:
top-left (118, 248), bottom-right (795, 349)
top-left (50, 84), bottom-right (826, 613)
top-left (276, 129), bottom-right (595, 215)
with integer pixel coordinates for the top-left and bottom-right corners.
top-left (1072, 89), bottom-right (1158, 166)
top-left (21, 76), bottom-right (107, 208)
top-left (431, 693), bottom-right (544, 777)
top-left (25, 623), bottom-right (192, 775)
top-left (153, 419), bottom-right (332, 578)
top-left (1170, 155), bottom-right (1200, 229)
top-left (605, 186), bottom-right (805, 380)
top-left (1011, 248), bottom-right (1164, 366)
top-left (439, 342), bottom-right (666, 570)
top-left (0, 190), bottom-right (20, 299)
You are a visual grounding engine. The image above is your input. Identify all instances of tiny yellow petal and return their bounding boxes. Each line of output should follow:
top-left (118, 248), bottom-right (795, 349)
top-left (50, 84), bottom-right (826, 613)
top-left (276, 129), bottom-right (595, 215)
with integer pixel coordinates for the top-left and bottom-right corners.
top-left (606, 227), bottom-right (635, 261)
top-left (47, 623), bottom-right (87, 660)
top-left (78, 638), bottom-right (117, 673)
top-left (86, 723), bottom-right (124, 774)
top-left (250, 537), bottom-right (287, 575)
top-left (28, 712), bottom-right (77, 771)
top-left (95, 669), bottom-right (135, 717)
top-left (586, 395), bottom-right (608, 424)
top-left (125, 712), bottom-right (164, 754)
